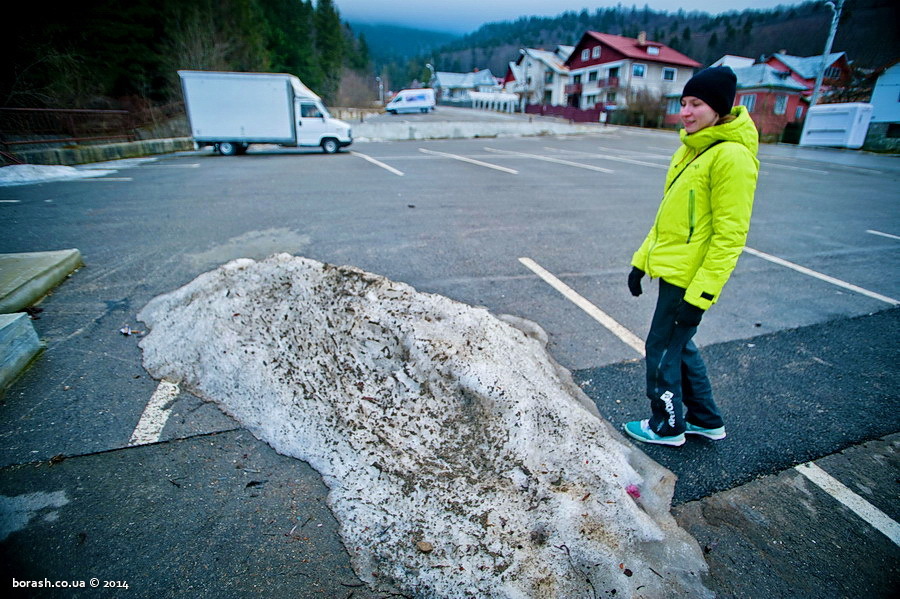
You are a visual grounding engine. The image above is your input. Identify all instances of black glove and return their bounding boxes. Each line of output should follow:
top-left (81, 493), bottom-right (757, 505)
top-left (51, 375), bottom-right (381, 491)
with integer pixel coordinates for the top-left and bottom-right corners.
top-left (675, 301), bottom-right (705, 327)
top-left (627, 267), bottom-right (644, 297)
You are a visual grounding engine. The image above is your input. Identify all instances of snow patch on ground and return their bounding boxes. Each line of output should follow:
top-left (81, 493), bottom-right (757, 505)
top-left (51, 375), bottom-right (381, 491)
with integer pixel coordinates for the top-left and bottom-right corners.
top-left (0, 164), bottom-right (116, 186)
top-left (138, 254), bottom-right (712, 598)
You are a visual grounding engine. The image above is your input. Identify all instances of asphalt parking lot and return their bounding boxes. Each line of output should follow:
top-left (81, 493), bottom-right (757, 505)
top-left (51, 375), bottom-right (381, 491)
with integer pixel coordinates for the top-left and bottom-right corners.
top-left (1, 123), bottom-right (898, 597)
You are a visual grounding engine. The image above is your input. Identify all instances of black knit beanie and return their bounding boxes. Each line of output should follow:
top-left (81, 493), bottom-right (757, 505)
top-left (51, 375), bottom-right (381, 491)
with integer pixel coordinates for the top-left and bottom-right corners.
top-left (681, 66), bottom-right (737, 117)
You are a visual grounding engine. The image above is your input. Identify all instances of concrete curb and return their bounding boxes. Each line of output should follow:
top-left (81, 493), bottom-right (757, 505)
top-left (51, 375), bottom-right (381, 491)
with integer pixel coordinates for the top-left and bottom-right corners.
top-left (0, 249), bottom-right (83, 314)
top-left (12, 137), bottom-right (195, 166)
top-left (353, 120), bottom-right (609, 142)
top-left (0, 313), bottom-right (43, 390)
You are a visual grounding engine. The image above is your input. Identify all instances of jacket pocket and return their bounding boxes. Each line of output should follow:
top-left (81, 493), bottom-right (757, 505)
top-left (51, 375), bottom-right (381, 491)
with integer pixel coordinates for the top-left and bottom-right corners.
top-left (686, 190), bottom-right (695, 244)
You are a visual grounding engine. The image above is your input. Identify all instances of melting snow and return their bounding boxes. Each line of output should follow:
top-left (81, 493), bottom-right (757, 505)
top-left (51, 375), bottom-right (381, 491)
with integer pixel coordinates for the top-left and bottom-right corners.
top-left (138, 254), bottom-right (712, 598)
top-left (0, 164), bottom-right (116, 186)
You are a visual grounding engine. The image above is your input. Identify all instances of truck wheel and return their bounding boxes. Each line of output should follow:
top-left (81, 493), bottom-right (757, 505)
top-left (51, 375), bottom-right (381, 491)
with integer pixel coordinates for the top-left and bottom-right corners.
top-left (236, 143), bottom-right (249, 155)
top-left (321, 138), bottom-right (339, 154)
top-left (218, 142), bottom-right (238, 156)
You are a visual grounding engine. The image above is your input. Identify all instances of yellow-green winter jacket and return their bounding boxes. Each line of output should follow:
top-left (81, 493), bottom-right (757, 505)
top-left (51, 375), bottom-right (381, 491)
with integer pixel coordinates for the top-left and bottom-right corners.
top-left (631, 105), bottom-right (760, 310)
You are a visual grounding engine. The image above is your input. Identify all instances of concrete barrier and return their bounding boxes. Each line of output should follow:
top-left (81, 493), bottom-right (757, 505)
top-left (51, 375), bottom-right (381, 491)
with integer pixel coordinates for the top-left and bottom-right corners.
top-left (0, 249), bottom-right (83, 314)
top-left (354, 120), bottom-right (607, 142)
top-left (0, 313), bottom-right (43, 390)
top-left (12, 137), bottom-right (195, 166)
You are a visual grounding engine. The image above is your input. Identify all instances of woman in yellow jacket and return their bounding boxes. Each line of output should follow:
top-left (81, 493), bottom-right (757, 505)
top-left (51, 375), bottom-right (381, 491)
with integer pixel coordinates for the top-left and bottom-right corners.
top-left (624, 66), bottom-right (759, 447)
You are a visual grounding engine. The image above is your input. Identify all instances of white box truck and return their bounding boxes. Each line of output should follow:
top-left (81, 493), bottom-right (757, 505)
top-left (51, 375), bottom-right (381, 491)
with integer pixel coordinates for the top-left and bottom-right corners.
top-left (385, 88), bottom-right (436, 114)
top-left (178, 70), bottom-right (352, 155)
top-left (799, 102), bottom-right (873, 149)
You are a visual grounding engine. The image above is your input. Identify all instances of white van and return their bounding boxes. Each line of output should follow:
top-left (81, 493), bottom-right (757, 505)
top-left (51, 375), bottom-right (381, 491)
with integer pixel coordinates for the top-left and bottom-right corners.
top-left (386, 88), bottom-right (436, 114)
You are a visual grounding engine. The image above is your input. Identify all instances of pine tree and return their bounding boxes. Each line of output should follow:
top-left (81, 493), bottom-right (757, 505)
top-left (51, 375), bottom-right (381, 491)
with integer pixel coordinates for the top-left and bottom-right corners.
top-left (314, 0), bottom-right (344, 102)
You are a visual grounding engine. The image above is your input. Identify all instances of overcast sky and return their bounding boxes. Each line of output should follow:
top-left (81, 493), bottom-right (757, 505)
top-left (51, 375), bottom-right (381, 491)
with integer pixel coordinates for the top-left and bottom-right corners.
top-left (335, 0), bottom-right (804, 34)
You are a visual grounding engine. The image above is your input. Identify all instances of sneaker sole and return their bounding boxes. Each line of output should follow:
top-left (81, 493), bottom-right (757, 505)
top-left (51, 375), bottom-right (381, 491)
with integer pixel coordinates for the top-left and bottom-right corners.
top-left (623, 427), bottom-right (686, 447)
top-left (685, 430), bottom-right (726, 440)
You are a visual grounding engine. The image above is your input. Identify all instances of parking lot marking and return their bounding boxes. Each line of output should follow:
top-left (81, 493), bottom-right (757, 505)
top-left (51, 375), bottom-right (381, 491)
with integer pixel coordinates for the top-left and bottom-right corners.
top-left (796, 462), bottom-right (900, 546)
top-left (743, 247), bottom-right (899, 305)
top-left (758, 162), bottom-right (829, 175)
top-left (0, 200), bottom-right (21, 203)
top-left (519, 257), bottom-right (645, 356)
top-left (351, 151), bottom-right (404, 176)
top-left (143, 163), bottom-right (200, 168)
top-left (867, 229), bottom-right (900, 241)
top-left (75, 177), bottom-right (133, 182)
top-left (485, 147), bottom-right (614, 173)
top-left (544, 146), bottom-right (667, 169)
top-left (128, 380), bottom-right (179, 446)
top-left (418, 148), bottom-right (518, 174)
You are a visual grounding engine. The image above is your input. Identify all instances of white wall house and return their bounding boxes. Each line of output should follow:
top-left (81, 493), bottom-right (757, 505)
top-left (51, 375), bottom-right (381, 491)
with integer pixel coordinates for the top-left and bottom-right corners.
top-left (864, 60), bottom-right (900, 151)
top-left (504, 46), bottom-right (573, 108)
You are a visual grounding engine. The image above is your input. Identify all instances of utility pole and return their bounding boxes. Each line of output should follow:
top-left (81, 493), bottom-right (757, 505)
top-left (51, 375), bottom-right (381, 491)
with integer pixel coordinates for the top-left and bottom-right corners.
top-left (809, 0), bottom-right (844, 108)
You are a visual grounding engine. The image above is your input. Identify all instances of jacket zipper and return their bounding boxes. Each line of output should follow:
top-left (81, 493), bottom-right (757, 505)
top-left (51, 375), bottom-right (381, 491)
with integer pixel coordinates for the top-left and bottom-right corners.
top-left (686, 189), bottom-right (695, 244)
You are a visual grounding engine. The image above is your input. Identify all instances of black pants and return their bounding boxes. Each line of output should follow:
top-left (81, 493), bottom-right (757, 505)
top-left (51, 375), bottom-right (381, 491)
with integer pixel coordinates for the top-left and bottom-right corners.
top-left (645, 279), bottom-right (724, 436)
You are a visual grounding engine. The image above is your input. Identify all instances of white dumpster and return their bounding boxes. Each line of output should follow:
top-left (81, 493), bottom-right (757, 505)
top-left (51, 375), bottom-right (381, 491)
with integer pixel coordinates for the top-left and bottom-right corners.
top-left (799, 102), bottom-right (873, 149)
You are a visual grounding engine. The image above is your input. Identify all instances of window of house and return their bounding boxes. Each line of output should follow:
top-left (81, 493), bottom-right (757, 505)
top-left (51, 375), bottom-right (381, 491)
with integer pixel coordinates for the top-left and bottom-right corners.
top-left (647, 46), bottom-right (660, 55)
top-left (592, 46), bottom-right (601, 59)
top-left (825, 66), bottom-right (841, 79)
top-left (573, 74), bottom-right (582, 84)
top-left (795, 105), bottom-right (804, 120)
top-left (607, 91), bottom-right (617, 103)
top-left (632, 63), bottom-right (646, 78)
top-left (545, 71), bottom-right (553, 84)
top-left (739, 94), bottom-right (756, 112)
top-left (774, 95), bottom-right (788, 115)
top-left (667, 98), bottom-right (681, 114)
top-left (662, 68), bottom-right (676, 82)
top-left (543, 90), bottom-right (552, 104)
top-left (588, 70), bottom-right (598, 82)
top-left (581, 49), bottom-right (590, 61)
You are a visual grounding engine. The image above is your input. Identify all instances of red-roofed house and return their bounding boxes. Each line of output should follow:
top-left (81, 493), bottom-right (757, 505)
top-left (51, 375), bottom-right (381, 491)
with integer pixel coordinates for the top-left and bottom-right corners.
top-left (563, 31), bottom-right (701, 110)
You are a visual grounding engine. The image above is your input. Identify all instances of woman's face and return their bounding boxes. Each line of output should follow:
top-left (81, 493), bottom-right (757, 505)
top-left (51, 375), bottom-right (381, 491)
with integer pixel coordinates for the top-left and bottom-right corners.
top-left (680, 96), bottom-right (719, 134)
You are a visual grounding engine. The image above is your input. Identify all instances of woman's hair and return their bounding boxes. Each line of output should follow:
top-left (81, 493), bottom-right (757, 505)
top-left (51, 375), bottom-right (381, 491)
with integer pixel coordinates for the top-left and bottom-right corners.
top-left (716, 114), bottom-right (737, 126)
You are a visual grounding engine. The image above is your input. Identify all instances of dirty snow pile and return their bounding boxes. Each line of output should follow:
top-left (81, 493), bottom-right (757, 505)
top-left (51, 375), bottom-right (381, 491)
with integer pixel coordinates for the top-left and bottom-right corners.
top-left (138, 254), bottom-right (712, 598)
top-left (0, 164), bottom-right (115, 186)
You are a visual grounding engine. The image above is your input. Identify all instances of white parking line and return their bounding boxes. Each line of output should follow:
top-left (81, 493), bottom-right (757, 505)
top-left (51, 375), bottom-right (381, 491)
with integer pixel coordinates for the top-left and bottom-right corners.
top-left (351, 151), bottom-right (404, 176)
top-left (758, 162), bottom-right (829, 175)
top-left (544, 146), bottom-right (667, 169)
top-left (143, 163), bottom-right (200, 168)
top-left (75, 177), bottom-right (133, 182)
top-left (795, 462), bottom-right (900, 546)
top-left (485, 147), bottom-right (614, 173)
top-left (418, 147), bottom-right (518, 174)
top-left (519, 257), bottom-right (645, 356)
top-left (867, 229), bottom-right (900, 241)
top-left (128, 380), bottom-right (179, 446)
top-left (0, 200), bottom-right (21, 203)
top-left (743, 247), bottom-right (899, 305)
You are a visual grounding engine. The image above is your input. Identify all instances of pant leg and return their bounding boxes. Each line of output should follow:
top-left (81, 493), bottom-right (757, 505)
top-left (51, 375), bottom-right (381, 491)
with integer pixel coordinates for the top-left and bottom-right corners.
top-left (644, 279), bottom-right (695, 436)
top-left (681, 340), bottom-right (725, 429)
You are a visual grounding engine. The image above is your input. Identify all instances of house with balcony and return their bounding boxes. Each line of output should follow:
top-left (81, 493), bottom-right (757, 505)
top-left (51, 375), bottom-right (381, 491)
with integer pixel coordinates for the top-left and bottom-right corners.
top-left (503, 46), bottom-right (573, 107)
top-left (562, 31), bottom-right (701, 111)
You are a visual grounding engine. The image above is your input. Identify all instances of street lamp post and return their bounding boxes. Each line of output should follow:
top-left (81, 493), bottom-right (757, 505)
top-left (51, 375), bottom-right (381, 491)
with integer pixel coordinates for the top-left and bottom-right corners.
top-left (425, 63), bottom-right (435, 87)
top-left (375, 76), bottom-right (384, 105)
top-left (809, 0), bottom-right (844, 108)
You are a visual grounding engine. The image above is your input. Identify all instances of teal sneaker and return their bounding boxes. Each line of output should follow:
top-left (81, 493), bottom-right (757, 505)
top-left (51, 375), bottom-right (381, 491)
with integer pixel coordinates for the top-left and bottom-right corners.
top-left (623, 420), bottom-right (685, 447)
top-left (685, 422), bottom-right (726, 440)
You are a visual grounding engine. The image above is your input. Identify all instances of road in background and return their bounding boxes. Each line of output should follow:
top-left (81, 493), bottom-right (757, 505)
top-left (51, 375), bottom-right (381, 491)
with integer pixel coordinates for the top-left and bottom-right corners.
top-left (1, 125), bottom-right (898, 596)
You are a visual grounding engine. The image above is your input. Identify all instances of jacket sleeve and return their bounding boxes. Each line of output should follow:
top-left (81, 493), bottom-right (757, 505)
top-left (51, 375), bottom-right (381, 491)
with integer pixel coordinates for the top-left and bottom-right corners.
top-left (684, 145), bottom-right (758, 310)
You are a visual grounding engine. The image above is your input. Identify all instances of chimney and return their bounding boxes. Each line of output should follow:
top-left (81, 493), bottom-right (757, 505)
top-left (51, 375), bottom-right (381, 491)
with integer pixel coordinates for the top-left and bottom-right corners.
top-left (637, 31), bottom-right (647, 46)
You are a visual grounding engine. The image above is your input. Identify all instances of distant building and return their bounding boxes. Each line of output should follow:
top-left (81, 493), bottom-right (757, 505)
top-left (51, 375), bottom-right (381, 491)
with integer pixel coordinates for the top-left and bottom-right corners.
top-left (864, 59), bottom-right (900, 151)
top-left (432, 70), bottom-right (499, 103)
top-left (503, 46), bottom-right (573, 107)
top-left (710, 55), bottom-right (755, 69)
top-left (563, 31), bottom-right (701, 111)
top-left (762, 52), bottom-right (852, 98)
